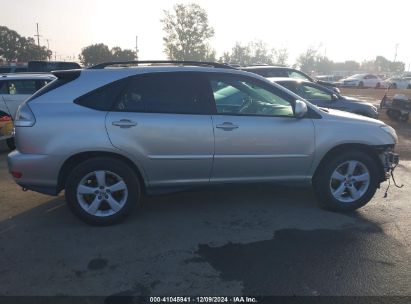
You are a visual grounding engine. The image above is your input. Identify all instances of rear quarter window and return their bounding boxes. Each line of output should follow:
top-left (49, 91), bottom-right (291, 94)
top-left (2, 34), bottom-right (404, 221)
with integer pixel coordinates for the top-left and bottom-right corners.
top-left (74, 78), bottom-right (129, 111)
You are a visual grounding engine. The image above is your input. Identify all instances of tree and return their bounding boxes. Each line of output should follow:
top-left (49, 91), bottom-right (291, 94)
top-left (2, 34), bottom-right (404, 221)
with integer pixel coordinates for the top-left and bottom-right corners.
top-left (296, 48), bottom-right (318, 73)
top-left (79, 44), bottom-right (137, 66)
top-left (273, 48), bottom-right (288, 66)
top-left (0, 26), bottom-right (50, 61)
top-left (17, 37), bottom-right (52, 61)
top-left (161, 3), bottom-right (216, 61)
top-left (228, 42), bottom-right (252, 65)
top-left (222, 40), bottom-right (288, 66)
top-left (79, 44), bottom-right (113, 66)
top-left (111, 47), bottom-right (136, 61)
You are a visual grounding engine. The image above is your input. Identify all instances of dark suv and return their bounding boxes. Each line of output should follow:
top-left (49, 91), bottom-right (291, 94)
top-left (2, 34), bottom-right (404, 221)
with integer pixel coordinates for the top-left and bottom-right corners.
top-left (241, 65), bottom-right (339, 93)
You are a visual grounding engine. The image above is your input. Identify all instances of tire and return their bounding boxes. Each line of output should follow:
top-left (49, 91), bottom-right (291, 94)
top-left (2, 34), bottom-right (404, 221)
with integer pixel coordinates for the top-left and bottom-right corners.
top-left (313, 150), bottom-right (379, 211)
top-left (375, 82), bottom-right (381, 89)
top-left (399, 113), bottom-right (409, 122)
top-left (65, 157), bottom-right (141, 226)
top-left (6, 138), bottom-right (15, 150)
top-left (386, 109), bottom-right (401, 120)
top-left (391, 83), bottom-right (397, 89)
top-left (358, 81), bottom-right (364, 88)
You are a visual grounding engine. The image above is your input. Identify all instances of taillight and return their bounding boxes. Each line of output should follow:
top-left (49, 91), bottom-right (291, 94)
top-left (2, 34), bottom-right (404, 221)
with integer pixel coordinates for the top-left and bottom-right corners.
top-left (11, 171), bottom-right (23, 179)
top-left (14, 102), bottom-right (36, 127)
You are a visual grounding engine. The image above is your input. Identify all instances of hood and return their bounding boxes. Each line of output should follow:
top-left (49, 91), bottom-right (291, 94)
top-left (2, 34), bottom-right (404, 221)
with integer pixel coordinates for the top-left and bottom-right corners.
top-left (323, 108), bottom-right (383, 125)
top-left (342, 96), bottom-right (374, 107)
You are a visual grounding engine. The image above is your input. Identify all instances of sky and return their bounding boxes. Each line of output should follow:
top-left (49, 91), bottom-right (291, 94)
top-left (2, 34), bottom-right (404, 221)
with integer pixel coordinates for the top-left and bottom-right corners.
top-left (1, 0), bottom-right (411, 70)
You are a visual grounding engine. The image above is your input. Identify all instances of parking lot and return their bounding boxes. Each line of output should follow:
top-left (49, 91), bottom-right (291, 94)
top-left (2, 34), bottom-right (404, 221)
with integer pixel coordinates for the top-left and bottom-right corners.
top-left (0, 139), bottom-right (410, 297)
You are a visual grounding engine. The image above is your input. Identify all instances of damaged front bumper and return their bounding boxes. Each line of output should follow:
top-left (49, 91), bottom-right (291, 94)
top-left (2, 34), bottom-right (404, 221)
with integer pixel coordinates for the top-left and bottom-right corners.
top-left (379, 148), bottom-right (400, 181)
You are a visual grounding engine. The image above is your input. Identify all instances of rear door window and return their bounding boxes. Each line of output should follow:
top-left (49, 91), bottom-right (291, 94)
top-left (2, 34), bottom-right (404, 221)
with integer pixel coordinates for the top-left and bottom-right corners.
top-left (114, 72), bottom-right (212, 115)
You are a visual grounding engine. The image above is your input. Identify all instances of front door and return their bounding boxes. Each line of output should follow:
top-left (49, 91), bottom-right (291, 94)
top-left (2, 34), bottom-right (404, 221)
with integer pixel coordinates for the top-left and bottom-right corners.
top-left (207, 74), bottom-right (315, 182)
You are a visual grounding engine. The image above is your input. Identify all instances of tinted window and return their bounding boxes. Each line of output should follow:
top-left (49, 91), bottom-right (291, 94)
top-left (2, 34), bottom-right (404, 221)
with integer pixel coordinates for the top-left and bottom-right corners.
top-left (114, 73), bottom-right (211, 114)
top-left (75, 79), bottom-right (128, 111)
top-left (263, 69), bottom-right (288, 78)
top-left (245, 68), bottom-right (288, 78)
top-left (209, 74), bottom-right (294, 117)
top-left (0, 81), bottom-right (7, 94)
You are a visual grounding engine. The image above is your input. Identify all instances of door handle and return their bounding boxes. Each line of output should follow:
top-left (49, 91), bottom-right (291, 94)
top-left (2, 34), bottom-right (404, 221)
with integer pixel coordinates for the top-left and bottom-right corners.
top-left (112, 119), bottom-right (137, 128)
top-left (216, 122), bottom-right (239, 131)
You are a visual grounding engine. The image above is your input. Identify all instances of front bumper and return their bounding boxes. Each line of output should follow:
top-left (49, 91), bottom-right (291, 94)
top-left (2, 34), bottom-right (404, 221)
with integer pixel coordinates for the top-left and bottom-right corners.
top-left (7, 150), bottom-right (63, 196)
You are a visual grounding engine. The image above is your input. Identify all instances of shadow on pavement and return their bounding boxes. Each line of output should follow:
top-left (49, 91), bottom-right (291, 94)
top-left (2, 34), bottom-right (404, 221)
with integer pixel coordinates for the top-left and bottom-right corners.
top-left (0, 183), bottom-right (409, 296)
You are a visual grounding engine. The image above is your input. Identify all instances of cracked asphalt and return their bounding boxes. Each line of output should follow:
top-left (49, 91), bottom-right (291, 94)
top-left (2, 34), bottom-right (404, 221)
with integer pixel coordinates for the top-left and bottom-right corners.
top-left (0, 141), bottom-right (410, 298)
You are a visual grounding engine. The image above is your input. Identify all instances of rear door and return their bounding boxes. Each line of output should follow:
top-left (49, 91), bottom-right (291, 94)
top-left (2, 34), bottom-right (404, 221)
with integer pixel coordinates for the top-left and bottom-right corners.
top-left (208, 73), bottom-right (315, 182)
top-left (106, 72), bottom-right (215, 187)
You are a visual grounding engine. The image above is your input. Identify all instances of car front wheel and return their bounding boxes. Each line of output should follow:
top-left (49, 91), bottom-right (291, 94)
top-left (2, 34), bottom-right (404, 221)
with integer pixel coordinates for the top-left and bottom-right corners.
top-left (313, 151), bottom-right (379, 211)
top-left (65, 157), bottom-right (141, 225)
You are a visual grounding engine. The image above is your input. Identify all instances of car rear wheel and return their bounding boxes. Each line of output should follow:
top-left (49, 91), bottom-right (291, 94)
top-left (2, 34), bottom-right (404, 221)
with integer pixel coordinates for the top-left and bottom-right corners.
top-left (65, 157), bottom-right (141, 225)
top-left (358, 81), bottom-right (364, 88)
top-left (375, 82), bottom-right (381, 89)
top-left (313, 151), bottom-right (379, 211)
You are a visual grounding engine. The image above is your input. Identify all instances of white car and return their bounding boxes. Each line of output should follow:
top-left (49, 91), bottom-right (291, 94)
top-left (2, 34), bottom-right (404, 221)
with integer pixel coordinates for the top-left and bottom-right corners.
top-left (387, 77), bottom-right (411, 89)
top-left (339, 74), bottom-right (388, 88)
top-left (1, 73), bottom-right (55, 149)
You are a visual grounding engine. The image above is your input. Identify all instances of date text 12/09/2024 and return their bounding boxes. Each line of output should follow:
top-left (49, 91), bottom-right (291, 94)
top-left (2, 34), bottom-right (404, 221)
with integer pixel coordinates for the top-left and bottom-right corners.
top-left (149, 297), bottom-right (258, 303)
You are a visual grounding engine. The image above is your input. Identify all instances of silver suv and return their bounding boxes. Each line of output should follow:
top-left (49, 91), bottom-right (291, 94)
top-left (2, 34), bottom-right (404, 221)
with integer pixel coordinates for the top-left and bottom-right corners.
top-left (7, 61), bottom-right (400, 225)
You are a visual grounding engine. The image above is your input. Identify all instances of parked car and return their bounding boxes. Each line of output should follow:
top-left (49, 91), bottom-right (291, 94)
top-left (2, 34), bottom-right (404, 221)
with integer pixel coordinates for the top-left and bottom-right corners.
top-left (386, 76), bottom-right (411, 89)
top-left (241, 65), bottom-right (340, 93)
top-left (27, 61), bottom-right (81, 72)
top-left (0, 65), bottom-right (28, 73)
top-left (271, 78), bottom-right (379, 119)
top-left (338, 74), bottom-right (388, 88)
top-left (8, 61), bottom-right (399, 225)
top-left (316, 75), bottom-right (343, 82)
top-left (0, 73), bottom-right (55, 149)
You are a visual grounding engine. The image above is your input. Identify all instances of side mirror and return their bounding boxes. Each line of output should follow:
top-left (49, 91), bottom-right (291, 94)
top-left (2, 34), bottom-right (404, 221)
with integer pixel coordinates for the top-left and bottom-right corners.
top-left (332, 93), bottom-right (339, 101)
top-left (294, 100), bottom-right (308, 118)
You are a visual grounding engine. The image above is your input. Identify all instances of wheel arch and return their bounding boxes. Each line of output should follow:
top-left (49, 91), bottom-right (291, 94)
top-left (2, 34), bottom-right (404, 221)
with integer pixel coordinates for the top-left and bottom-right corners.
top-left (313, 143), bottom-right (385, 183)
top-left (57, 151), bottom-right (147, 194)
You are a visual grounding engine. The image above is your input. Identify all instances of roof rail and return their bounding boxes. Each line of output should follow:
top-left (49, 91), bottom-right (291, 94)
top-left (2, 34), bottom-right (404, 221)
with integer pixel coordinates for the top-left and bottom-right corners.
top-left (88, 60), bottom-right (237, 70)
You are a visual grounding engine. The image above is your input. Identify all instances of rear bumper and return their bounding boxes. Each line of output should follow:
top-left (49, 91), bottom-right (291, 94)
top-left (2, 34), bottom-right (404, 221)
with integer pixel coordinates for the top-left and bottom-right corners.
top-left (7, 150), bottom-right (62, 196)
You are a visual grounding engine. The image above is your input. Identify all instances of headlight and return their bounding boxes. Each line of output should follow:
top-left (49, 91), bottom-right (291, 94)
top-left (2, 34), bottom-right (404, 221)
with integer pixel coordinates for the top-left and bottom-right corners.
top-left (380, 125), bottom-right (398, 143)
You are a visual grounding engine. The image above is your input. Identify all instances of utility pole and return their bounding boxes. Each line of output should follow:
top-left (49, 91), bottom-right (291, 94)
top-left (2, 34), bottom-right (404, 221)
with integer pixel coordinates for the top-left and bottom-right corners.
top-left (34, 23), bottom-right (40, 46)
top-left (135, 36), bottom-right (139, 60)
top-left (393, 43), bottom-right (399, 63)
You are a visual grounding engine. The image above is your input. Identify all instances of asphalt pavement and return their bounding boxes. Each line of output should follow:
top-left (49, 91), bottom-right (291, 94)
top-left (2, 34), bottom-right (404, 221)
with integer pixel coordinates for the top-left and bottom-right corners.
top-left (0, 141), bottom-right (410, 298)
